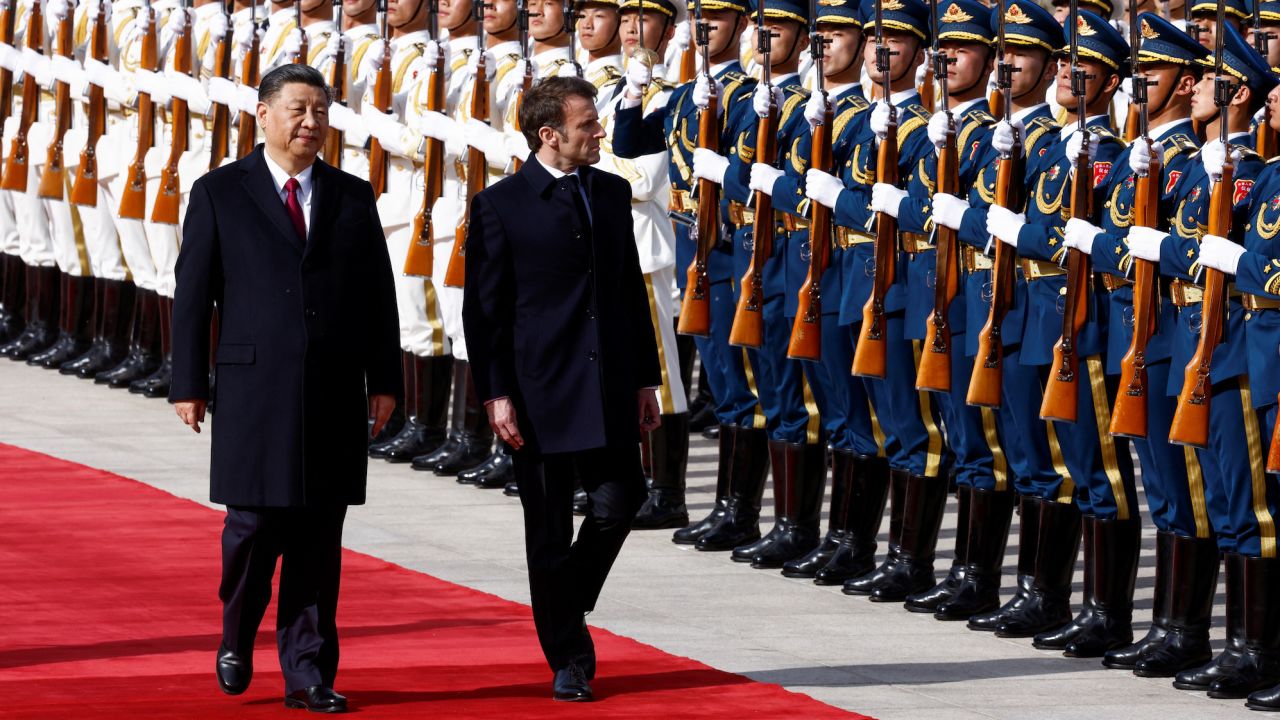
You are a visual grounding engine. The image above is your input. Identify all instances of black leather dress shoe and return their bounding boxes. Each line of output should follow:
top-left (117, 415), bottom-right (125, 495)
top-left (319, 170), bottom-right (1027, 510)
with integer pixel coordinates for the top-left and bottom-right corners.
top-left (284, 685), bottom-right (347, 713)
top-left (553, 663), bottom-right (593, 702)
top-left (215, 645), bottom-right (252, 695)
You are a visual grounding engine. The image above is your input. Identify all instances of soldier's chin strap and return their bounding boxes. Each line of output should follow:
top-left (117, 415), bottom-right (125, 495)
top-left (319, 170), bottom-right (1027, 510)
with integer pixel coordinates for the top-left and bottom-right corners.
top-left (389, 0), bottom-right (429, 30)
top-left (447, 0), bottom-right (475, 32)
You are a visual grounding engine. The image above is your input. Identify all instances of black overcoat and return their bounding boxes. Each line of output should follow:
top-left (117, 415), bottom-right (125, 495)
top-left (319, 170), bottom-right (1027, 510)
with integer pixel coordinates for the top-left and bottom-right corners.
top-left (169, 146), bottom-right (402, 507)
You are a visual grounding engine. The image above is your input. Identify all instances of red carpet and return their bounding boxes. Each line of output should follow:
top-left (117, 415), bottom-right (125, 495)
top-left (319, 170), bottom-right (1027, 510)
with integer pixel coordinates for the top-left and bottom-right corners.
top-left (0, 443), bottom-right (868, 718)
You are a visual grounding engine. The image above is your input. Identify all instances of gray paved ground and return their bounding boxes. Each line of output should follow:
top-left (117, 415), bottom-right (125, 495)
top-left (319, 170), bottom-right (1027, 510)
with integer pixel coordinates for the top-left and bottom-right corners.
top-left (0, 359), bottom-right (1259, 719)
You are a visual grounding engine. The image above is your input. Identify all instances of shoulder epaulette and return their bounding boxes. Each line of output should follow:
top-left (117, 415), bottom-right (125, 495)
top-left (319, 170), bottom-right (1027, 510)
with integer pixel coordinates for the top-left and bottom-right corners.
top-left (833, 105), bottom-right (861, 139)
top-left (897, 108), bottom-right (929, 145)
top-left (964, 109), bottom-right (996, 126)
top-left (779, 90), bottom-right (808, 125)
top-left (1235, 145), bottom-right (1262, 162)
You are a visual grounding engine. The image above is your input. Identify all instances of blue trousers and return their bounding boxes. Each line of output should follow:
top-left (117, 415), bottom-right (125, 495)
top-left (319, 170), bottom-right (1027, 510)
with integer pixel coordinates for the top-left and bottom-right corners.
top-left (694, 278), bottom-right (763, 429)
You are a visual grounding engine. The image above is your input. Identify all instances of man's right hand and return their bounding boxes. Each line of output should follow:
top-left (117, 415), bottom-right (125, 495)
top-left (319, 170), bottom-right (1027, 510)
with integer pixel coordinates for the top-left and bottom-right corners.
top-left (486, 397), bottom-right (524, 450)
top-left (175, 400), bottom-right (207, 433)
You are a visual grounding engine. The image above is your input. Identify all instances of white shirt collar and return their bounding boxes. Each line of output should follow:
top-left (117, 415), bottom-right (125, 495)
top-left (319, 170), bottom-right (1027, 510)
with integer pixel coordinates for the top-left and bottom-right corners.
top-left (950, 97), bottom-right (981, 116)
top-left (535, 154), bottom-right (579, 179)
top-left (889, 87), bottom-right (916, 106)
top-left (1011, 102), bottom-right (1047, 125)
top-left (1148, 118), bottom-right (1189, 140)
top-left (262, 149), bottom-right (314, 200)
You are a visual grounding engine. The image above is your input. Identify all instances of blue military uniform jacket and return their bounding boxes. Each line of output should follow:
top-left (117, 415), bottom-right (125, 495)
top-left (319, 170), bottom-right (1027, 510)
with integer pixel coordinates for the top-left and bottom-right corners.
top-left (1222, 156), bottom-right (1280, 405)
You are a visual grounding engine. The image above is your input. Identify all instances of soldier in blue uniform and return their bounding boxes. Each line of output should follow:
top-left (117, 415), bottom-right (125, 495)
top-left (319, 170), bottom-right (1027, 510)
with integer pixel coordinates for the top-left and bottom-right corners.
top-left (982, 11), bottom-right (1139, 652)
top-left (1123, 21), bottom-right (1276, 697)
top-left (869, 0), bottom-right (1009, 619)
top-left (1189, 0), bottom-right (1247, 49)
top-left (612, 0), bottom-right (767, 548)
top-left (1060, 12), bottom-right (1219, 671)
top-left (926, 0), bottom-right (1065, 632)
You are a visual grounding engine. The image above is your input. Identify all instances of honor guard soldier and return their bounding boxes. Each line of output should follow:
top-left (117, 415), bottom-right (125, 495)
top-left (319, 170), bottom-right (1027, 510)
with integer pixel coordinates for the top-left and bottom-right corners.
top-left (0, 0), bottom-right (28, 347)
top-left (983, 9), bottom-right (1136, 648)
top-left (1189, 0), bottom-right (1245, 48)
top-left (579, 0), bottom-right (623, 102)
top-left (318, 0), bottom-right (387, 175)
top-left (1060, 11), bottom-right (1215, 671)
top-left (1125, 20), bottom-right (1278, 699)
top-left (612, 0), bottom-right (765, 548)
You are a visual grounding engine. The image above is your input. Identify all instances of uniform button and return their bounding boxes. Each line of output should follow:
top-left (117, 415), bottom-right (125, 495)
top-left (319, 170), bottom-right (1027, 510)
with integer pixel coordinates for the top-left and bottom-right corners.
top-left (1246, 312), bottom-right (1254, 321)
top-left (588, 351), bottom-right (598, 360)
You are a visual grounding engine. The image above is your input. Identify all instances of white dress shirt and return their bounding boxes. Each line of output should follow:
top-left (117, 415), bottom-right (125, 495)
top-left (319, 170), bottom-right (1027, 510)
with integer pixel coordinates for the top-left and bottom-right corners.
top-left (535, 155), bottom-right (592, 226)
top-left (262, 150), bottom-right (315, 236)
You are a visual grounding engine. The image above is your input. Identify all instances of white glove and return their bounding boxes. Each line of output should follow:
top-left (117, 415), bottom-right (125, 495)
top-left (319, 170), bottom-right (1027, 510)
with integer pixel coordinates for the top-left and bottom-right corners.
top-left (991, 118), bottom-right (1022, 154)
top-left (624, 59), bottom-right (651, 98)
top-left (870, 182), bottom-right (907, 218)
top-left (208, 76), bottom-right (237, 107)
top-left (803, 92), bottom-right (828, 129)
top-left (1127, 225), bottom-right (1168, 261)
top-left (205, 10), bottom-right (229, 42)
top-left (417, 110), bottom-right (458, 142)
top-left (167, 71), bottom-right (210, 114)
top-left (869, 101), bottom-right (890, 140)
top-left (749, 163), bottom-right (783, 196)
top-left (927, 111), bottom-right (952, 148)
top-left (692, 73), bottom-right (724, 115)
top-left (236, 83), bottom-right (259, 114)
top-left (1128, 137), bottom-right (1163, 176)
top-left (466, 49), bottom-right (497, 82)
top-left (692, 148), bottom-right (729, 185)
top-left (83, 58), bottom-right (126, 103)
top-left (932, 192), bottom-right (967, 231)
top-left (86, 0), bottom-right (112, 23)
top-left (1063, 217), bottom-right (1101, 255)
top-left (0, 42), bottom-right (19, 73)
top-left (320, 29), bottom-right (352, 66)
top-left (46, 0), bottom-right (69, 22)
top-left (503, 129), bottom-right (531, 162)
top-left (672, 21), bottom-right (691, 52)
top-left (1198, 234), bottom-right (1246, 274)
top-left (50, 54), bottom-right (82, 87)
top-left (1200, 139), bottom-right (1242, 182)
top-left (464, 118), bottom-right (507, 159)
top-left (364, 109), bottom-right (404, 152)
top-left (327, 102), bottom-right (356, 132)
top-left (421, 40), bottom-right (439, 73)
top-left (282, 28), bottom-right (303, 59)
top-left (135, 68), bottom-right (171, 105)
top-left (120, 11), bottom-right (153, 52)
top-left (987, 205), bottom-right (1026, 248)
top-left (231, 23), bottom-right (262, 61)
top-left (752, 83), bottom-right (783, 119)
top-left (164, 7), bottom-right (194, 37)
top-left (1063, 129), bottom-right (1099, 164)
top-left (805, 169), bottom-right (844, 209)
top-left (21, 47), bottom-right (52, 88)
top-left (1120, 77), bottom-right (1134, 100)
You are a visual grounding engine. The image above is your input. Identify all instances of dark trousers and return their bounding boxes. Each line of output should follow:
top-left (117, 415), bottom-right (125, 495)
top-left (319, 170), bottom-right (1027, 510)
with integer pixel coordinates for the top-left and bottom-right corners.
top-left (514, 444), bottom-right (646, 672)
top-left (220, 505), bottom-right (348, 693)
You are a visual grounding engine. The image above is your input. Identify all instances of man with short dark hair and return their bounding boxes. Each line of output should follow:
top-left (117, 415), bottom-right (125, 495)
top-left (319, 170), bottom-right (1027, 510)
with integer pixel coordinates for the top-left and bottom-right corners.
top-left (462, 75), bottom-right (663, 703)
top-left (169, 63), bottom-right (402, 714)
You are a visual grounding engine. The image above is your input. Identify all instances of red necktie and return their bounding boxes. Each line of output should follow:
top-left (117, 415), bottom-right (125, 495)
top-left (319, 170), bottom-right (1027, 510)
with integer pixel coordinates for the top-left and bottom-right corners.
top-left (283, 177), bottom-right (306, 244)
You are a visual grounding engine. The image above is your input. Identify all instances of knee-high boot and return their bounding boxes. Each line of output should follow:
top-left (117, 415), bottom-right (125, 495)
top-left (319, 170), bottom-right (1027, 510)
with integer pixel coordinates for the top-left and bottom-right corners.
top-left (384, 354), bottom-right (453, 462)
top-left (868, 473), bottom-right (949, 602)
top-left (936, 488), bottom-right (1015, 621)
top-left (750, 442), bottom-right (825, 569)
top-left (0, 254), bottom-right (26, 342)
top-left (969, 494), bottom-right (1042, 631)
top-left (632, 413), bottom-right (690, 529)
top-left (994, 499), bottom-right (1081, 637)
top-left (674, 424), bottom-right (737, 544)
top-left (816, 454), bottom-right (890, 585)
top-left (2, 265), bottom-right (59, 359)
top-left (784, 448), bottom-right (855, 579)
top-left (1209, 556), bottom-right (1280, 698)
top-left (904, 484), bottom-right (972, 613)
top-left (1060, 517), bottom-right (1141, 657)
top-left (696, 427), bottom-right (768, 552)
top-left (1135, 537), bottom-right (1220, 679)
top-left (1105, 529), bottom-right (1175, 669)
top-left (31, 274), bottom-right (93, 368)
top-left (130, 295), bottom-right (172, 397)
top-left (844, 468), bottom-right (909, 595)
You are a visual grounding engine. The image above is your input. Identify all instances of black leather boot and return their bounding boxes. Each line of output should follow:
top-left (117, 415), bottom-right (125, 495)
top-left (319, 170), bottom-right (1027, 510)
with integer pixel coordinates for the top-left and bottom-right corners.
top-left (905, 484), bottom-right (971, 613)
top-left (730, 440), bottom-right (791, 562)
top-left (696, 427), bottom-right (768, 552)
top-left (995, 499), bottom-right (1081, 637)
top-left (412, 359), bottom-right (474, 471)
top-left (462, 444), bottom-right (515, 488)
top-left (1137, 537), bottom-right (1221, 679)
top-left (1248, 682), bottom-right (1280, 711)
top-left (97, 288), bottom-right (158, 386)
top-left (816, 454), bottom-right (890, 586)
top-left (1105, 529), bottom-right (1174, 669)
top-left (674, 424), bottom-right (736, 545)
top-left (130, 295), bottom-right (172, 397)
top-left (0, 253), bottom-right (26, 343)
top-left (1061, 516), bottom-right (1140, 657)
top-left (573, 486), bottom-right (589, 516)
top-left (633, 413), bottom-right (690, 529)
top-left (936, 488), bottom-right (1014, 621)
top-left (970, 494), bottom-right (1042, 631)
top-left (1033, 513), bottom-right (1098, 650)
top-left (370, 352), bottom-right (415, 457)
top-left (2, 265), bottom-right (59, 360)
top-left (868, 473), bottom-right (948, 602)
top-left (1207, 556), bottom-right (1280, 699)
top-left (385, 354), bottom-right (453, 462)
top-left (752, 442), bottom-right (825, 569)
top-left (64, 279), bottom-right (134, 378)
top-left (31, 274), bottom-right (93, 368)
top-left (784, 448), bottom-right (854, 579)
top-left (844, 468), bottom-right (908, 595)
top-left (430, 360), bottom-right (493, 475)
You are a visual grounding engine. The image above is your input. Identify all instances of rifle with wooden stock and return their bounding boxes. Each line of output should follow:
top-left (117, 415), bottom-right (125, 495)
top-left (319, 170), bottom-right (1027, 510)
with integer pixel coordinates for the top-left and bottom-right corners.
top-left (1170, 0), bottom-right (1235, 447)
top-left (293, 0), bottom-right (309, 63)
top-left (70, 0), bottom-right (110, 205)
top-left (236, 0), bottom-right (261, 158)
top-left (916, 0), bottom-right (958, 391)
top-left (442, 0), bottom-right (489, 288)
top-left (0, 0), bottom-right (17, 170)
top-left (36, 3), bottom-right (74, 200)
top-left (851, 0), bottom-right (898, 377)
top-left (368, 0), bottom-right (392, 196)
top-left (1110, 2), bottom-right (1160, 437)
top-left (787, 1), bottom-right (831, 360)
top-left (323, 0), bottom-right (345, 164)
top-left (206, 0), bottom-right (234, 170)
top-left (152, 0), bottom-right (194, 225)
top-left (728, 0), bottom-right (777, 348)
top-left (676, 0), bottom-right (718, 336)
top-left (1, 0), bottom-right (42, 192)
top-left (1255, 0), bottom-right (1276, 159)
top-left (403, 0), bottom-right (445, 278)
top-left (967, 0), bottom-right (1021, 406)
top-left (509, 0), bottom-right (533, 173)
top-left (119, 0), bottom-right (158, 220)
top-left (1039, 0), bottom-right (1092, 423)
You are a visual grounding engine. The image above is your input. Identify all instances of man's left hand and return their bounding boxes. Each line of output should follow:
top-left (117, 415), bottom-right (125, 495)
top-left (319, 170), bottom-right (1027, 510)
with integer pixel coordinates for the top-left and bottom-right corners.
top-left (369, 394), bottom-right (395, 438)
top-left (638, 389), bottom-right (661, 433)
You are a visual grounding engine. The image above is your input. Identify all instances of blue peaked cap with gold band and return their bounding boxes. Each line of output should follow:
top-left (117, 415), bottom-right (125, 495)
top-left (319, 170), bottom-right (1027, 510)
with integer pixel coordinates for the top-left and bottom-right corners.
top-left (1251, 0), bottom-right (1280, 21)
top-left (991, 0), bottom-right (1059, 53)
top-left (815, 0), bottom-right (861, 26)
top-left (1191, 0), bottom-right (1248, 19)
top-left (1055, 10), bottom-right (1129, 76)
top-left (749, 0), bottom-right (809, 24)
top-left (619, 0), bottom-right (687, 23)
top-left (1196, 21), bottom-right (1279, 97)
top-left (1135, 12), bottom-right (1210, 67)
top-left (936, 0), bottom-right (993, 45)
top-left (701, 0), bottom-right (750, 15)
top-left (858, 0), bottom-right (930, 41)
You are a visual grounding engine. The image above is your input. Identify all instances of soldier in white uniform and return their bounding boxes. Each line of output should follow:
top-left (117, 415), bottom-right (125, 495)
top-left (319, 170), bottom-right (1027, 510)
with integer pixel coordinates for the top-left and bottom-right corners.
top-left (578, 0), bottom-right (623, 107)
top-left (0, 0), bottom-right (28, 346)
